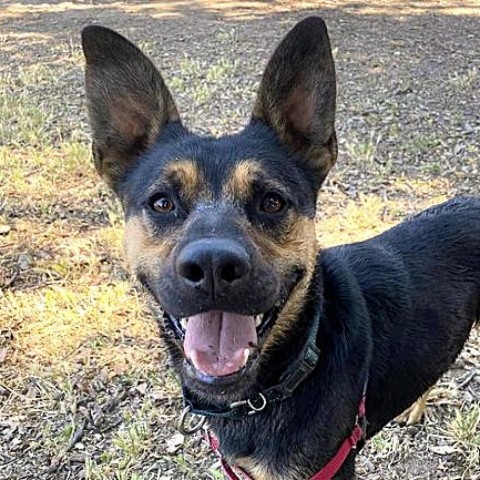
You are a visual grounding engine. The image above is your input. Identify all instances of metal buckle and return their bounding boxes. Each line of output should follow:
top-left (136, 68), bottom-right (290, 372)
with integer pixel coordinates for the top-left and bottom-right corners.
top-left (230, 393), bottom-right (267, 416)
top-left (246, 393), bottom-right (267, 415)
top-left (178, 406), bottom-right (206, 435)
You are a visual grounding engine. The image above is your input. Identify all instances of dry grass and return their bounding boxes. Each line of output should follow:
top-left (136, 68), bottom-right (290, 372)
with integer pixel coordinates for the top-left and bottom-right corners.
top-left (1, 1), bottom-right (479, 479)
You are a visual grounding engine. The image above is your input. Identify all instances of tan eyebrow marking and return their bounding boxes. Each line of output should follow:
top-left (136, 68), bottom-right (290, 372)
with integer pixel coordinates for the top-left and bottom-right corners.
top-left (223, 160), bottom-right (265, 201)
top-left (163, 159), bottom-right (202, 201)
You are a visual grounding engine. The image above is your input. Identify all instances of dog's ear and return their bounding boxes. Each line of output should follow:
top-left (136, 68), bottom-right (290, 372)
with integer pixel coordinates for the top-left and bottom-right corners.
top-left (252, 17), bottom-right (337, 188)
top-left (81, 25), bottom-right (181, 192)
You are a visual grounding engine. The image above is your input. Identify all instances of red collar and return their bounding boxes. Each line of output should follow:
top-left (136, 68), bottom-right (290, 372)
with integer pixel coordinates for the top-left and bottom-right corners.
top-left (204, 394), bottom-right (367, 480)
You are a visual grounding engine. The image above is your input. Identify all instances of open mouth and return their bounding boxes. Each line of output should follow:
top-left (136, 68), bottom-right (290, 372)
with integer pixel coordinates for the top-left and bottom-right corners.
top-left (185, 311), bottom-right (257, 377)
top-left (161, 268), bottom-right (304, 382)
top-left (164, 306), bottom-right (280, 379)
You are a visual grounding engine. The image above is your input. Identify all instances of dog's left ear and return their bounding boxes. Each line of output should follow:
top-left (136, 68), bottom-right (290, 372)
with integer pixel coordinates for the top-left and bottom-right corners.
top-left (252, 17), bottom-right (337, 188)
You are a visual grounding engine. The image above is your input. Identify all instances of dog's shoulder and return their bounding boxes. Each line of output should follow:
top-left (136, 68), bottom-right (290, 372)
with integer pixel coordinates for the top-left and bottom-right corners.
top-left (321, 240), bottom-right (407, 303)
top-left (318, 243), bottom-right (404, 335)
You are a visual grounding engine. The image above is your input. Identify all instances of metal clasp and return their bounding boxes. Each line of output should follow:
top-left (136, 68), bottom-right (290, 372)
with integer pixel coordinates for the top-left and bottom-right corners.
top-left (178, 406), bottom-right (206, 435)
top-left (230, 393), bottom-right (267, 416)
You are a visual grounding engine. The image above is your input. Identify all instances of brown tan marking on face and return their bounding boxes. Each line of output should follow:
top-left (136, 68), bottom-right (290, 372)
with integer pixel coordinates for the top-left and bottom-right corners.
top-left (163, 159), bottom-right (207, 203)
top-left (247, 215), bottom-right (318, 352)
top-left (223, 160), bottom-right (265, 202)
top-left (123, 214), bottom-right (180, 272)
top-left (125, 216), bottom-right (186, 362)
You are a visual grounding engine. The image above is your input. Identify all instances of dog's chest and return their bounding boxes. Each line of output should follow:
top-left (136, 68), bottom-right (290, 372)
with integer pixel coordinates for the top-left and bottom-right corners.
top-left (234, 456), bottom-right (299, 480)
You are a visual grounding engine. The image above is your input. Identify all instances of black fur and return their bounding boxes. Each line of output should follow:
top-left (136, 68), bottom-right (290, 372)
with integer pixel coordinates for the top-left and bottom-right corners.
top-left (82, 17), bottom-right (480, 480)
top-left (208, 198), bottom-right (480, 479)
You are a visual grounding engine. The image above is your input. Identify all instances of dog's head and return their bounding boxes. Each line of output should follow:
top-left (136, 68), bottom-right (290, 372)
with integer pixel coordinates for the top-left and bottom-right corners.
top-left (82, 17), bottom-right (336, 401)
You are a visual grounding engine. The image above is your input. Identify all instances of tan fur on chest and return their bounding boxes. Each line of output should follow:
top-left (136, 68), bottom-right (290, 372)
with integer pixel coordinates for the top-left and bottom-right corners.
top-left (235, 457), bottom-right (293, 480)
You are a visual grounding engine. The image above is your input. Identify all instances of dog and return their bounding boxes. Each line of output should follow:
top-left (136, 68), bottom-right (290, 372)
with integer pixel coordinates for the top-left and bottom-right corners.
top-left (81, 17), bottom-right (480, 480)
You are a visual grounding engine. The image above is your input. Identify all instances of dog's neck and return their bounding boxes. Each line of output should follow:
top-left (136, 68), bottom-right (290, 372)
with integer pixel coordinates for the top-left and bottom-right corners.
top-left (208, 255), bottom-right (372, 479)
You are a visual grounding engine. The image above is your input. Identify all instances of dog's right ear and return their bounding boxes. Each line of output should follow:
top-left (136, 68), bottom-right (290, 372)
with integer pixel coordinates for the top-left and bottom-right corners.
top-left (81, 26), bottom-right (181, 193)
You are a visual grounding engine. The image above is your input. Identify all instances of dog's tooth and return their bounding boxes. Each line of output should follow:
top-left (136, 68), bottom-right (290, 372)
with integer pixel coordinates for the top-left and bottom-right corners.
top-left (243, 348), bottom-right (250, 366)
top-left (255, 315), bottom-right (262, 327)
top-left (180, 318), bottom-right (188, 330)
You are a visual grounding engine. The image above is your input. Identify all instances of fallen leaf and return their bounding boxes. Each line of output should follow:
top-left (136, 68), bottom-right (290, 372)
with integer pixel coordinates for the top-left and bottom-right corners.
top-left (165, 433), bottom-right (184, 454)
top-left (0, 348), bottom-right (7, 365)
top-left (430, 445), bottom-right (458, 455)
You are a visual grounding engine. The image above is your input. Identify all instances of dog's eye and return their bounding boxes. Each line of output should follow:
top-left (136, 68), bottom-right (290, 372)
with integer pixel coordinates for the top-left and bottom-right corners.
top-left (151, 195), bottom-right (175, 213)
top-left (260, 192), bottom-right (286, 214)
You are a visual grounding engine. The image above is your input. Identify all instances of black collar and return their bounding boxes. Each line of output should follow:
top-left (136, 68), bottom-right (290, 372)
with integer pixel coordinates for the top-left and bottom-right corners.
top-left (179, 309), bottom-right (321, 429)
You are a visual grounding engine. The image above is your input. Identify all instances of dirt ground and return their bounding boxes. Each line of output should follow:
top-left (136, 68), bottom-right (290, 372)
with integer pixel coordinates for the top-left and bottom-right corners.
top-left (1, 1), bottom-right (479, 479)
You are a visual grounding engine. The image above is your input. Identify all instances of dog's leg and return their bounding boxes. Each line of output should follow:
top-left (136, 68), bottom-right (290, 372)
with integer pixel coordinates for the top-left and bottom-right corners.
top-left (396, 388), bottom-right (432, 425)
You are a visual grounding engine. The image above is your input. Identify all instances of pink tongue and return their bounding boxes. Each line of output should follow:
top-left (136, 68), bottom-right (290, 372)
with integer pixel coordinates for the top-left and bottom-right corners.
top-left (183, 311), bottom-right (257, 377)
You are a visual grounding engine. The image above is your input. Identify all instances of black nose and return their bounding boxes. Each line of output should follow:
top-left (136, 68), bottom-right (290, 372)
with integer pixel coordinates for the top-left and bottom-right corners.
top-left (175, 239), bottom-right (251, 296)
